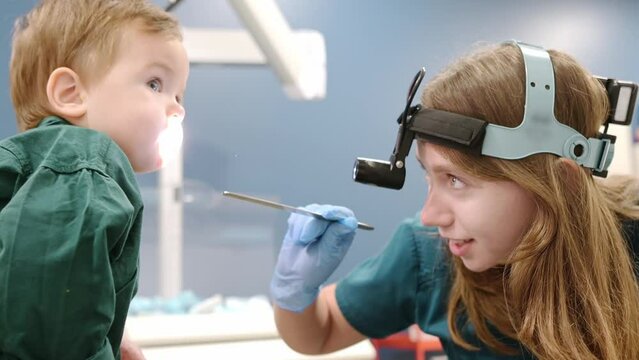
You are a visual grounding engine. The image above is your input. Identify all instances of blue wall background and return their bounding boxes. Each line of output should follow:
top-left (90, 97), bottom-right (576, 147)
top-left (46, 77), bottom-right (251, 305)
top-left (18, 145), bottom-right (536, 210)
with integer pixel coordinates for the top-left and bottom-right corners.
top-left (1, 0), bottom-right (638, 297)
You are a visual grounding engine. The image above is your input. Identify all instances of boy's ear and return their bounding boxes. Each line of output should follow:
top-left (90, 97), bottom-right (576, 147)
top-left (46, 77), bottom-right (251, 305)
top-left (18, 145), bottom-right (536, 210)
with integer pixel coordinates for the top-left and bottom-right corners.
top-left (46, 67), bottom-right (88, 123)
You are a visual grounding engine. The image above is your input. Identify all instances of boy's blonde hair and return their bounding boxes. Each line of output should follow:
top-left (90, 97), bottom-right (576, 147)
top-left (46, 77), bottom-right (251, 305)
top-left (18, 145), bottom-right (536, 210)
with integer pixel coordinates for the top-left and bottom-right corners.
top-left (421, 43), bottom-right (639, 359)
top-left (10, 0), bottom-right (182, 131)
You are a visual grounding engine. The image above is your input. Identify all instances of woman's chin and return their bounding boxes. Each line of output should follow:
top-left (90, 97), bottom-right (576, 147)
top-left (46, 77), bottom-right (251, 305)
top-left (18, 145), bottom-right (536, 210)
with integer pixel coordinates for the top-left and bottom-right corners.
top-left (461, 259), bottom-right (492, 273)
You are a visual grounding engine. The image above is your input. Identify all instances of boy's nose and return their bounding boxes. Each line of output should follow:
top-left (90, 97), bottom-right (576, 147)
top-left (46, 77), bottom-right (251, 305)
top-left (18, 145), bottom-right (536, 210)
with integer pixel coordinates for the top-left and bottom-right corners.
top-left (169, 103), bottom-right (185, 121)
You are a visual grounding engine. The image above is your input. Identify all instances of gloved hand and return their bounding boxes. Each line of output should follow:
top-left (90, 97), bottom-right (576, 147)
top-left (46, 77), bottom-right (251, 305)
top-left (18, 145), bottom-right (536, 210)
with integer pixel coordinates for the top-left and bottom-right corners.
top-left (270, 204), bottom-right (358, 313)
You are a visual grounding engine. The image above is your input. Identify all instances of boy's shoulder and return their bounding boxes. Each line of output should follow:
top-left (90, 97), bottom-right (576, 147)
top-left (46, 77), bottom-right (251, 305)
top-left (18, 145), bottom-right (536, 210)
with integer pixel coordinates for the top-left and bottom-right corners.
top-left (0, 116), bottom-right (133, 178)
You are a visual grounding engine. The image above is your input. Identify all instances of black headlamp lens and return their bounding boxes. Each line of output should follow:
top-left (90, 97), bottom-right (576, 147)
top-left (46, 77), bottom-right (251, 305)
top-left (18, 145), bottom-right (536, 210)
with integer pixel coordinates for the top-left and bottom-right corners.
top-left (353, 158), bottom-right (406, 190)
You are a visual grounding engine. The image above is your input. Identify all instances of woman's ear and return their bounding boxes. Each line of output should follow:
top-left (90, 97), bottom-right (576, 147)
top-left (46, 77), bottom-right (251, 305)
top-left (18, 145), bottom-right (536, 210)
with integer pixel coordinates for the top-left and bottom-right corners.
top-left (46, 67), bottom-right (87, 123)
top-left (558, 157), bottom-right (583, 190)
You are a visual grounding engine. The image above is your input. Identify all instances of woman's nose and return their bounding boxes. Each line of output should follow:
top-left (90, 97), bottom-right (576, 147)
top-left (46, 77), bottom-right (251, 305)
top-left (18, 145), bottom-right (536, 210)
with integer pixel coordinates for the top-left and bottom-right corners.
top-left (420, 190), bottom-right (453, 228)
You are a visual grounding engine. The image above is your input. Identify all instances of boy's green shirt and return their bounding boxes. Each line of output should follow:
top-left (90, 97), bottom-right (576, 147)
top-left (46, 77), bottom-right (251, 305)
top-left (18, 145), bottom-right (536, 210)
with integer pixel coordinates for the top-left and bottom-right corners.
top-left (0, 116), bottom-right (143, 359)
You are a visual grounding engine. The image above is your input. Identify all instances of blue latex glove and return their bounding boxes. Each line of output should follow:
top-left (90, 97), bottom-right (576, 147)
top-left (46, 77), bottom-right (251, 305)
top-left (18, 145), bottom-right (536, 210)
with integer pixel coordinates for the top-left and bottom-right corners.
top-left (270, 204), bottom-right (358, 312)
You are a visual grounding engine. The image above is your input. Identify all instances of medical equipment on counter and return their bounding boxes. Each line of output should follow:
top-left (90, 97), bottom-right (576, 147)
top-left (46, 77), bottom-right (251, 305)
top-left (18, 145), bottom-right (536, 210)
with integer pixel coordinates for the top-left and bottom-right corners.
top-left (223, 191), bottom-right (374, 230)
top-left (353, 41), bottom-right (639, 190)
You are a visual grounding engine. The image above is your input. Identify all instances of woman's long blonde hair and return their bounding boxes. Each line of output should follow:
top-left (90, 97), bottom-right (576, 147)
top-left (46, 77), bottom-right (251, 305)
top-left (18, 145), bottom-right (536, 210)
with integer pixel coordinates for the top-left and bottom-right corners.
top-left (421, 42), bottom-right (639, 359)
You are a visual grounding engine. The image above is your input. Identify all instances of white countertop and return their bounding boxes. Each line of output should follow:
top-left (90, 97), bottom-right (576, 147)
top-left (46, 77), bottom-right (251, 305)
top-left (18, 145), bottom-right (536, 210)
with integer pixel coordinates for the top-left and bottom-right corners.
top-left (141, 338), bottom-right (375, 360)
top-left (126, 311), bottom-right (375, 360)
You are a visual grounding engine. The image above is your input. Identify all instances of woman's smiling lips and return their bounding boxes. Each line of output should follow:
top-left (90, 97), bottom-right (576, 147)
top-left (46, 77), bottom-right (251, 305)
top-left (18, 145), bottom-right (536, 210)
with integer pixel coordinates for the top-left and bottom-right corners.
top-left (446, 238), bottom-right (474, 257)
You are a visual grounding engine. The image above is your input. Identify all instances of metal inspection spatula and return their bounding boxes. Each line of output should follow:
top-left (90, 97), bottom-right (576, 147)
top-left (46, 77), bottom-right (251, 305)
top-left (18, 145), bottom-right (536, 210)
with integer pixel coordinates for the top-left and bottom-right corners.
top-left (222, 191), bottom-right (374, 231)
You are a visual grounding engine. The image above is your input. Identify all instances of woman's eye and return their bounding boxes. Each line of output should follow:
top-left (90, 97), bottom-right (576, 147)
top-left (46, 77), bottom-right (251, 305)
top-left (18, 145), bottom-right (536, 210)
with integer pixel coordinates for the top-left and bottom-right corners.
top-left (148, 79), bottom-right (162, 92)
top-left (449, 175), bottom-right (465, 189)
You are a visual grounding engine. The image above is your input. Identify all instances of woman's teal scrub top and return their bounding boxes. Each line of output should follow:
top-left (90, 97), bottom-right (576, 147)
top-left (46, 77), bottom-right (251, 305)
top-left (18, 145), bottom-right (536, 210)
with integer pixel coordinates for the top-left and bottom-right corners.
top-left (0, 117), bottom-right (143, 359)
top-left (336, 215), bottom-right (535, 359)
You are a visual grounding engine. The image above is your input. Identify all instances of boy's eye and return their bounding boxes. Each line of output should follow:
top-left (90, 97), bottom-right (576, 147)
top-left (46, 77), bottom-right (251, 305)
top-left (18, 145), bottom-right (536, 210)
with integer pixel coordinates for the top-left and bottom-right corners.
top-left (148, 78), bottom-right (162, 92)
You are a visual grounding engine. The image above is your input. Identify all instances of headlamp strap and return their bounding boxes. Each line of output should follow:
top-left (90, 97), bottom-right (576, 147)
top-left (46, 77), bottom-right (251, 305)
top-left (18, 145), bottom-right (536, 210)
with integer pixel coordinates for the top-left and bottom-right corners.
top-left (481, 41), bottom-right (615, 176)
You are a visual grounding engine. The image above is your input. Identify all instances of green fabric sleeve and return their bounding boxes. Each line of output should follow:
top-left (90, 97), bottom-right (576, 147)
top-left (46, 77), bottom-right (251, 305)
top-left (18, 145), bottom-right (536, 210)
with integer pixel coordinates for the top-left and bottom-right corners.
top-left (0, 150), bottom-right (21, 210)
top-left (0, 165), bottom-right (136, 359)
top-left (336, 217), bottom-right (423, 338)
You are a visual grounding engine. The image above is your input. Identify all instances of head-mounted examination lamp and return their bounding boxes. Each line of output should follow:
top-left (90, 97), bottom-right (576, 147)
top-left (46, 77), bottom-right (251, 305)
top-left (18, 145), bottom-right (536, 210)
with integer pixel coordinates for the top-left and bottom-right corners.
top-left (353, 41), bottom-right (639, 190)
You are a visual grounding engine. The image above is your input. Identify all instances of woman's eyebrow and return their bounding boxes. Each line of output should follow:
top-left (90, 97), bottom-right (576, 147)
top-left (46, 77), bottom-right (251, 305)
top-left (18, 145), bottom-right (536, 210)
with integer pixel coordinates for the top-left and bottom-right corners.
top-left (416, 154), bottom-right (459, 175)
top-left (429, 164), bottom-right (457, 175)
